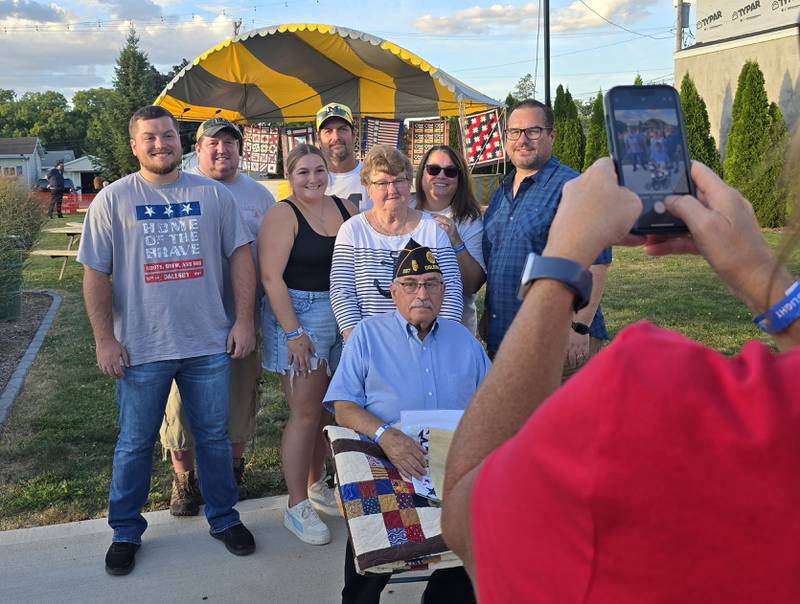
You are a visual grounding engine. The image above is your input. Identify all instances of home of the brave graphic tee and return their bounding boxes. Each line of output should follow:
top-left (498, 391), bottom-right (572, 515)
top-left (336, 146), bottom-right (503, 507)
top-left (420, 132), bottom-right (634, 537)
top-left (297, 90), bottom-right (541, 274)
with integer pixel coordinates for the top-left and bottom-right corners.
top-left (77, 172), bottom-right (253, 366)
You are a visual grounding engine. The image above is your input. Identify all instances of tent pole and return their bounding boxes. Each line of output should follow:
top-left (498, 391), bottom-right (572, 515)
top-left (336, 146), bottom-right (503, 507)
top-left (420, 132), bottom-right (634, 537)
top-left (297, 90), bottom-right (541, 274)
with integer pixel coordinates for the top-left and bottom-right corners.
top-left (457, 97), bottom-right (470, 173)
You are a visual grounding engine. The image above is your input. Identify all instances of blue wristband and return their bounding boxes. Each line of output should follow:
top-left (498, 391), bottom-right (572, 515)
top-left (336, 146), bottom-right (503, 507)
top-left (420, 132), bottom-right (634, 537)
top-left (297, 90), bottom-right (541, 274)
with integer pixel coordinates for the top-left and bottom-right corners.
top-left (285, 326), bottom-right (305, 340)
top-left (373, 423), bottom-right (392, 443)
top-left (753, 281), bottom-right (800, 334)
top-left (453, 243), bottom-right (467, 254)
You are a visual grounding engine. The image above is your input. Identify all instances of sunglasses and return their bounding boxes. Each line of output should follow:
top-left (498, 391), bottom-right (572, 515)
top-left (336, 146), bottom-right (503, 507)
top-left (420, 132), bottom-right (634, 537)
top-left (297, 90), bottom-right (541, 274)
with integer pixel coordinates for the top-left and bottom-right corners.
top-left (425, 164), bottom-right (459, 178)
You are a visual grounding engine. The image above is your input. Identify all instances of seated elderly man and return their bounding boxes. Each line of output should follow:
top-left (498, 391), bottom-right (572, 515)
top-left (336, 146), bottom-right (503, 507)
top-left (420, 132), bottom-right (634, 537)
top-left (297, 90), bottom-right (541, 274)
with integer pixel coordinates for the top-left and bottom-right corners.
top-left (324, 239), bottom-right (490, 604)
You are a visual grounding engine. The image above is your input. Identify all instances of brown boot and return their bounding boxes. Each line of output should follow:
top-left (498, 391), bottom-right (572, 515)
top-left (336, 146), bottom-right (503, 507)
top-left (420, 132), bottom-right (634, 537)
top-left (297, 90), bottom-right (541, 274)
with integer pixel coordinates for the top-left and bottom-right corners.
top-left (233, 457), bottom-right (248, 501)
top-left (170, 469), bottom-right (201, 516)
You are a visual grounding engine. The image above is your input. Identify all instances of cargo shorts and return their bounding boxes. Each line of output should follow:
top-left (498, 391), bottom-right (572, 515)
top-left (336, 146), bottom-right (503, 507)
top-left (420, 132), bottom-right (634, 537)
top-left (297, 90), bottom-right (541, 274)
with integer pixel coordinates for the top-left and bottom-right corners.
top-left (160, 348), bottom-right (263, 452)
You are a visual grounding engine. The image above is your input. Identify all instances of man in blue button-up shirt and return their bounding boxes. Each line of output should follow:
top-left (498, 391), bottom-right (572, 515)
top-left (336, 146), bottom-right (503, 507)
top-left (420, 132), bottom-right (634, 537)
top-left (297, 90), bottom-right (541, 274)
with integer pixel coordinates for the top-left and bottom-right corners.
top-left (482, 100), bottom-right (612, 372)
top-left (323, 243), bottom-right (490, 604)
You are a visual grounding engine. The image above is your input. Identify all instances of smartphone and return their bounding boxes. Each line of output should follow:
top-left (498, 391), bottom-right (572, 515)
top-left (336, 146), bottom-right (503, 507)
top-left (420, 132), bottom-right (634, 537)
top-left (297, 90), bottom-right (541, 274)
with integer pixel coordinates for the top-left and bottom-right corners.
top-left (604, 85), bottom-right (695, 234)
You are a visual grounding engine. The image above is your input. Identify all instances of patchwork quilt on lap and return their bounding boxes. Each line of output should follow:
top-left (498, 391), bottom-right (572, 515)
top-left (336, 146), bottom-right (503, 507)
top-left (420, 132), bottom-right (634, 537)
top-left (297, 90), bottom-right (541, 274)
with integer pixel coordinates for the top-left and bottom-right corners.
top-left (324, 425), bottom-right (462, 575)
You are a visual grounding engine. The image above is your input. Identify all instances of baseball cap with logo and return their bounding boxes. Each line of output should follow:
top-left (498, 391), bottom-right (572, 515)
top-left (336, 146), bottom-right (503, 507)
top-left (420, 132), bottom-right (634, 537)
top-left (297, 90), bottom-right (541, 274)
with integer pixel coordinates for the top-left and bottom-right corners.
top-left (316, 103), bottom-right (354, 131)
top-left (196, 117), bottom-right (243, 143)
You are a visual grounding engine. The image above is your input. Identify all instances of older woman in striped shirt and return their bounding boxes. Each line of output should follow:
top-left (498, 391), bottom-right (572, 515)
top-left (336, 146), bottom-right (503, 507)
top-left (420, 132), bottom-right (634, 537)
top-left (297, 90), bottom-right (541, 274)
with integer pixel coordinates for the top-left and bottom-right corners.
top-left (330, 145), bottom-right (463, 340)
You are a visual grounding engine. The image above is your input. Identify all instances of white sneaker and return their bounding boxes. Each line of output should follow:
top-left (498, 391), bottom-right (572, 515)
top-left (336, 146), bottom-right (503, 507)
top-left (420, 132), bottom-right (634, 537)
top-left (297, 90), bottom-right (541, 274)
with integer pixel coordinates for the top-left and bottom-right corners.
top-left (284, 499), bottom-right (331, 545)
top-left (308, 477), bottom-right (342, 517)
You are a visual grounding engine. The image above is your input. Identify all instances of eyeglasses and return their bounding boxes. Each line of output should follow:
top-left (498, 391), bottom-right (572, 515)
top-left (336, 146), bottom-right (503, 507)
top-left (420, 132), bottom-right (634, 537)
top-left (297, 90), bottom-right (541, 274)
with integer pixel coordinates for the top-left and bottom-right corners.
top-left (395, 279), bottom-right (443, 295)
top-left (370, 177), bottom-right (410, 192)
top-left (505, 127), bottom-right (552, 141)
top-left (425, 164), bottom-right (459, 178)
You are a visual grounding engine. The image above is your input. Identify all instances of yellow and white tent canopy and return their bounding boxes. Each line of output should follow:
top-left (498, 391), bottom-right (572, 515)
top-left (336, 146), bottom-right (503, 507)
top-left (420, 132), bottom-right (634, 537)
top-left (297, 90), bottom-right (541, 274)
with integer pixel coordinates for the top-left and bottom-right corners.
top-left (155, 23), bottom-right (499, 123)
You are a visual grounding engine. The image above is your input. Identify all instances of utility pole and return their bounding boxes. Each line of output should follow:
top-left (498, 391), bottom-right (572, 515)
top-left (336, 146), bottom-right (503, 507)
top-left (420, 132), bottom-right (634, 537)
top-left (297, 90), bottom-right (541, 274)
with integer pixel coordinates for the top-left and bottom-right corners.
top-left (544, 0), bottom-right (551, 107)
top-left (676, 2), bottom-right (683, 52)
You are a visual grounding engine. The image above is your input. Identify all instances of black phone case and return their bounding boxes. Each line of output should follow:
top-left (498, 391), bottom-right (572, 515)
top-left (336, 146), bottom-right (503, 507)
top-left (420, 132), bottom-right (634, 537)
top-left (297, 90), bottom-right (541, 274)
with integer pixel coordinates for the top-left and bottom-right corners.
top-left (604, 85), bottom-right (694, 235)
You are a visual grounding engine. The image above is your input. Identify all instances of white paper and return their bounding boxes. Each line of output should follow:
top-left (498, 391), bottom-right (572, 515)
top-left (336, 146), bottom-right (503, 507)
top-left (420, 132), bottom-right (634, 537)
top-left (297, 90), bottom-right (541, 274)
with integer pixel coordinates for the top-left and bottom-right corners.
top-left (398, 410), bottom-right (464, 502)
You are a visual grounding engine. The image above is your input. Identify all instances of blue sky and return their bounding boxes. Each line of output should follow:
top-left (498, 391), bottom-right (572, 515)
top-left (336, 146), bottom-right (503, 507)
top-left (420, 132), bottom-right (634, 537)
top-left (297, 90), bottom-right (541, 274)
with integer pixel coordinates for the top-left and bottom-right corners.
top-left (0, 0), bottom-right (684, 104)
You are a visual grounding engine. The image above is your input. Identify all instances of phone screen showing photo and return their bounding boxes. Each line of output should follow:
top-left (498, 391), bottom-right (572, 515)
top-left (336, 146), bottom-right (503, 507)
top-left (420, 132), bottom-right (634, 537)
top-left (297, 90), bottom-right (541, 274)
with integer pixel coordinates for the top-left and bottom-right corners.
top-left (612, 106), bottom-right (690, 201)
top-left (606, 86), bottom-right (692, 232)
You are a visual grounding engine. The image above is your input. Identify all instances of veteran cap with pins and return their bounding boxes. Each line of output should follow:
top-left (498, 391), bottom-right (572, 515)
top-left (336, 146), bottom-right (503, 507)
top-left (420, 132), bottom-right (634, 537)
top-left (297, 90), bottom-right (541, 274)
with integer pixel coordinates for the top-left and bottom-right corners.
top-left (394, 238), bottom-right (442, 280)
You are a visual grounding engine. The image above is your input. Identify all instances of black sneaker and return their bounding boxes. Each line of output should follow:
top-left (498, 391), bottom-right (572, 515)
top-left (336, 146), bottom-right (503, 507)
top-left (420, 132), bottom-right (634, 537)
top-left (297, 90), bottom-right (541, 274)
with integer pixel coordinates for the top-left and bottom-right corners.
top-left (105, 542), bottom-right (140, 576)
top-left (170, 469), bottom-right (201, 517)
top-left (210, 523), bottom-right (255, 556)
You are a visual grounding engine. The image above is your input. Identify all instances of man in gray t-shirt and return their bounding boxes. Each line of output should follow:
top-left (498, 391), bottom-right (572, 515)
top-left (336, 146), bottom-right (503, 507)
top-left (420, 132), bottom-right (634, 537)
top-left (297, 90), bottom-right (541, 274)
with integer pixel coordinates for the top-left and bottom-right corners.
top-left (159, 117), bottom-right (276, 515)
top-left (78, 105), bottom-right (258, 576)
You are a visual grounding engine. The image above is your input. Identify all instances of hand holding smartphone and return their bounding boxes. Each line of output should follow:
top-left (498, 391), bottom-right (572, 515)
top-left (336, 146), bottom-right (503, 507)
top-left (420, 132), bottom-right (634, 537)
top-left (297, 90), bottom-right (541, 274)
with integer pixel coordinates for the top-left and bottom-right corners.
top-left (604, 85), bottom-right (695, 234)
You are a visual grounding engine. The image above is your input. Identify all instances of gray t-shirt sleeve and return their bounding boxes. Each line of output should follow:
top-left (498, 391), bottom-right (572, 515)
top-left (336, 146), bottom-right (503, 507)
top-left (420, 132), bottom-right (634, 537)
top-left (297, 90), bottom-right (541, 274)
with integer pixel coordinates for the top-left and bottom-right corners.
top-left (77, 191), bottom-right (113, 274)
top-left (218, 186), bottom-right (255, 258)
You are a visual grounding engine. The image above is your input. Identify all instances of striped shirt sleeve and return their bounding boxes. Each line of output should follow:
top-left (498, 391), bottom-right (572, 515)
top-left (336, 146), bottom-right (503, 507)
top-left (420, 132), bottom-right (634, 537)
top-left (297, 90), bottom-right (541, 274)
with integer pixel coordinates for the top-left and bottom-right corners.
top-left (433, 226), bottom-right (464, 323)
top-left (330, 218), bottom-right (362, 332)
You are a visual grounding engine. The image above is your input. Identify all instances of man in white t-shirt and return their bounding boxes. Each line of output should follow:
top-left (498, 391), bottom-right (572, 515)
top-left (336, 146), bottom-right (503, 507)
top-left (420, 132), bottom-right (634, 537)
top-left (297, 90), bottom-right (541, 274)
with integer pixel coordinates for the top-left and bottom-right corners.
top-left (159, 117), bottom-right (276, 516)
top-left (78, 106), bottom-right (258, 576)
top-left (316, 102), bottom-right (371, 211)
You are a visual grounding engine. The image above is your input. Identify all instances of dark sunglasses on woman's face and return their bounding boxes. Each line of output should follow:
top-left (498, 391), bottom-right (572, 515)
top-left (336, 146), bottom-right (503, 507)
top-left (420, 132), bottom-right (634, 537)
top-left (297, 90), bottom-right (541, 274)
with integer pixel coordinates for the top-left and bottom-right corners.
top-left (425, 164), bottom-right (459, 178)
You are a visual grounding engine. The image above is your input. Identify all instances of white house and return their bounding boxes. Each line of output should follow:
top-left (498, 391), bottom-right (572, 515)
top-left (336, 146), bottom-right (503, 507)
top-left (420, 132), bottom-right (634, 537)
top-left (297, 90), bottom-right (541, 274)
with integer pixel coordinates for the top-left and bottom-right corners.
top-left (0, 137), bottom-right (45, 188)
top-left (61, 155), bottom-right (101, 193)
top-left (41, 149), bottom-right (75, 176)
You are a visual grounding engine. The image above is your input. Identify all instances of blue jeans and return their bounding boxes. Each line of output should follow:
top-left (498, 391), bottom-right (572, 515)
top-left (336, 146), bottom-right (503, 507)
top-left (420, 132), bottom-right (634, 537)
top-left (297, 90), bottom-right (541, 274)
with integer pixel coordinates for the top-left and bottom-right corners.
top-left (108, 353), bottom-right (240, 544)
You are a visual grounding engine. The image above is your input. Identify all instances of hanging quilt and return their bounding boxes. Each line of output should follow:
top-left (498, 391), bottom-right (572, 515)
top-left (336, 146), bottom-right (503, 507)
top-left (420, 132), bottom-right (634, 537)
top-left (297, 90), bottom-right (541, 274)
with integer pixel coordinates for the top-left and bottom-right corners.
top-left (409, 119), bottom-right (450, 167)
top-left (281, 126), bottom-right (317, 178)
top-left (360, 117), bottom-right (404, 156)
top-left (242, 123), bottom-right (280, 175)
top-left (460, 109), bottom-right (504, 168)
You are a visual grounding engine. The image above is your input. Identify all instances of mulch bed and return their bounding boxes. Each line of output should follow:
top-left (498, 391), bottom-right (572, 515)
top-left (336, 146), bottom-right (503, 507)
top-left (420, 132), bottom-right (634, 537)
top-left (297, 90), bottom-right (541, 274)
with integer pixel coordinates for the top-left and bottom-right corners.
top-left (0, 292), bottom-right (52, 394)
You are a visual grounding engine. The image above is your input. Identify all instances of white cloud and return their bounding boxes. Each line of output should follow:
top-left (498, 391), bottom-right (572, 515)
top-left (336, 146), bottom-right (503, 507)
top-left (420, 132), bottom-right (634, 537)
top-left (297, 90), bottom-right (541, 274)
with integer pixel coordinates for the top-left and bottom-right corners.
top-left (413, 0), bottom-right (657, 35)
top-left (0, 14), bottom-right (234, 96)
top-left (414, 3), bottom-right (540, 34)
top-left (0, 0), bottom-right (66, 22)
top-left (96, 0), bottom-right (159, 19)
top-left (553, 0), bottom-right (658, 32)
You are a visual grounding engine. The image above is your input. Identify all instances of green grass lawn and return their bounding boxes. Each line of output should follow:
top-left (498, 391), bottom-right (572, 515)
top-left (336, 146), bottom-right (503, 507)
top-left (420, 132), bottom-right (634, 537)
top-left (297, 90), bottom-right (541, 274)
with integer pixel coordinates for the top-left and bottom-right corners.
top-left (0, 221), bottom-right (797, 529)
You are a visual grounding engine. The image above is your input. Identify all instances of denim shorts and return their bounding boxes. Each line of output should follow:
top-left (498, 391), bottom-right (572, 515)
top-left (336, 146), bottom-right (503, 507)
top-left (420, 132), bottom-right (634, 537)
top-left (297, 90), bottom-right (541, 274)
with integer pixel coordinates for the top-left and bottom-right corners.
top-left (263, 289), bottom-right (342, 375)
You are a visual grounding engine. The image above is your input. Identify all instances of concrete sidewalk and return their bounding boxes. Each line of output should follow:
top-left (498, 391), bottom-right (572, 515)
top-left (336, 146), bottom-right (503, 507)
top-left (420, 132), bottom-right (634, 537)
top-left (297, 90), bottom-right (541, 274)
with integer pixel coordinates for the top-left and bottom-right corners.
top-left (0, 495), bottom-right (424, 603)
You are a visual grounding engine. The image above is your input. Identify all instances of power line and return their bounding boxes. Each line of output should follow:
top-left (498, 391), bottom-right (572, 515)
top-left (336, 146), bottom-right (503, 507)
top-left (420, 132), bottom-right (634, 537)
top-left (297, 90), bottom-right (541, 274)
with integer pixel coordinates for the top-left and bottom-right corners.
top-left (574, 0), bottom-right (674, 40)
top-left (448, 30), bottom-right (672, 75)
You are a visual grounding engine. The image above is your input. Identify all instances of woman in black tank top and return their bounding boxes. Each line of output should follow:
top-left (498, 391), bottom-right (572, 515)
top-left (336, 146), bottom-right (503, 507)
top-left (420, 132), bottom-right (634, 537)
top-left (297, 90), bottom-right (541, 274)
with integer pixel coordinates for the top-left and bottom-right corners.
top-left (258, 144), bottom-right (357, 544)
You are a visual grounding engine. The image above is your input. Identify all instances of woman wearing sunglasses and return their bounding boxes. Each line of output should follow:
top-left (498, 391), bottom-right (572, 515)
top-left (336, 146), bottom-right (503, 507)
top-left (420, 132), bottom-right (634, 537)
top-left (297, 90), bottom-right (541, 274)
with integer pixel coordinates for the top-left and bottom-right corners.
top-left (414, 145), bottom-right (486, 335)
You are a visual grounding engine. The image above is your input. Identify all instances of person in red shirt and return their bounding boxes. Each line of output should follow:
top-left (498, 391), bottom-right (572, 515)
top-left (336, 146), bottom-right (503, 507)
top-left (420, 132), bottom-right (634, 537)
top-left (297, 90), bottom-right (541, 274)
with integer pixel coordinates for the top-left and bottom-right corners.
top-left (442, 148), bottom-right (800, 603)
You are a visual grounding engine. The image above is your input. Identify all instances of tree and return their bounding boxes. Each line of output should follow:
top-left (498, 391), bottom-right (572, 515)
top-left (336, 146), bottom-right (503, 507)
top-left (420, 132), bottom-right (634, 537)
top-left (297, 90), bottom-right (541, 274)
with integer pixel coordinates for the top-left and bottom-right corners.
top-left (552, 85), bottom-right (584, 171)
top-left (748, 103), bottom-right (790, 227)
top-left (153, 58), bottom-right (190, 92)
top-left (679, 73), bottom-right (722, 175)
top-left (504, 93), bottom-right (517, 109)
top-left (0, 91), bottom-right (85, 152)
top-left (552, 84), bottom-right (568, 123)
top-left (723, 62), bottom-right (771, 208)
top-left (511, 73), bottom-right (535, 102)
top-left (87, 27), bottom-right (168, 179)
top-left (583, 91), bottom-right (608, 170)
top-left (633, 73), bottom-right (643, 86)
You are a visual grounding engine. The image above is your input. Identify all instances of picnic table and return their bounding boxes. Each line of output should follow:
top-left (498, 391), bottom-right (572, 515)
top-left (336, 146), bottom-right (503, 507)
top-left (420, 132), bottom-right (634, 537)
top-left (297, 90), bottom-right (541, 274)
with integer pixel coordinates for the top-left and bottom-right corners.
top-left (31, 226), bottom-right (83, 281)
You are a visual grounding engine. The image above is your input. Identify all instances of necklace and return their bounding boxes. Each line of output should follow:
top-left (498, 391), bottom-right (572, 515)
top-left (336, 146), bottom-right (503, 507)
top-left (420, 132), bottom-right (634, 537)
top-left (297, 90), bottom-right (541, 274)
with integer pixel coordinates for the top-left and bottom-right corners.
top-left (293, 196), bottom-right (326, 228)
top-left (367, 209), bottom-right (418, 236)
